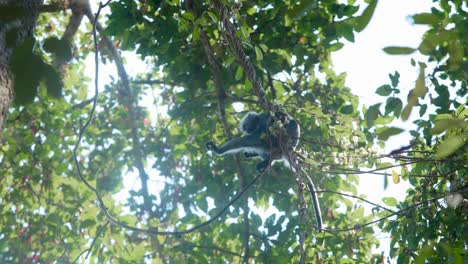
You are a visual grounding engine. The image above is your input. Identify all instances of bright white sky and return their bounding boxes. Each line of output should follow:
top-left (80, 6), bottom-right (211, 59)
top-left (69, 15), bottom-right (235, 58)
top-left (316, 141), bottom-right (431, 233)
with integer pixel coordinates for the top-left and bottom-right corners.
top-left (332, 0), bottom-right (431, 206)
top-left (331, 0), bottom-right (432, 255)
top-left (86, 0), bottom-right (433, 258)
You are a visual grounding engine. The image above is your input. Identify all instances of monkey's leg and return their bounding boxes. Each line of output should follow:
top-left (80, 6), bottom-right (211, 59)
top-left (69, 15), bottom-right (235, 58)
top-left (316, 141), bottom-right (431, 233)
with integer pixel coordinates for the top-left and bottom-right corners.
top-left (286, 119), bottom-right (300, 148)
top-left (256, 154), bottom-right (271, 173)
top-left (244, 152), bottom-right (259, 158)
top-left (206, 135), bottom-right (265, 156)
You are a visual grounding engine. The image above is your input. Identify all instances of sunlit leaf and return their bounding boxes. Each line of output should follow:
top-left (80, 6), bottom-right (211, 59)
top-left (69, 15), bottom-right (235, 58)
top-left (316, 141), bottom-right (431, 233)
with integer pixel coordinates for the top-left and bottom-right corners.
top-left (435, 134), bottom-right (465, 158)
top-left (235, 66), bottom-right (243, 80)
top-left (377, 162), bottom-right (393, 170)
top-left (255, 46), bottom-right (263, 61)
top-left (401, 166), bottom-right (408, 180)
top-left (402, 63), bottom-right (427, 121)
top-left (391, 170), bottom-right (400, 184)
top-left (382, 197), bottom-right (398, 207)
top-left (448, 37), bottom-right (463, 70)
top-left (431, 118), bottom-right (467, 135)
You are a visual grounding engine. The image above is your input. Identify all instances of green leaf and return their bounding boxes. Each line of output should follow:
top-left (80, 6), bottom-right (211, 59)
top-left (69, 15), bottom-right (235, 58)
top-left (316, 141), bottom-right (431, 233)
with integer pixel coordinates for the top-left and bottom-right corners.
top-left (246, 7), bottom-right (256, 15)
top-left (287, 1), bottom-right (317, 20)
top-left (402, 63), bottom-right (427, 120)
top-left (382, 197), bottom-right (398, 207)
top-left (376, 126), bottom-right (404, 140)
top-left (385, 97), bottom-right (403, 116)
top-left (206, 11), bottom-right (217, 22)
top-left (401, 166), bottom-right (409, 180)
top-left (383, 46), bottom-right (416, 55)
top-left (255, 46), bottom-right (263, 61)
top-left (435, 134), bottom-right (465, 158)
top-left (413, 64), bottom-right (427, 98)
top-left (377, 162), bottom-right (393, 170)
top-left (235, 66), bottom-right (243, 81)
top-left (335, 20), bottom-right (355, 42)
top-left (418, 30), bottom-right (450, 55)
top-left (365, 103), bottom-right (381, 127)
top-left (412, 13), bottom-right (441, 25)
top-left (401, 104), bottom-right (412, 121)
top-left (340, 104), bottom-right (354, 114)
top-left (181, 12), bottom-right (194, 21)
top-left (431, 118), bottom-right (466, 135)
top-left (329, 42), bottom-right (344, 51)
top-left (391, 170), bottom-right (400, 184)
top-left (353, 0), bottom-right (377, 32)
top-left (419, 104), bottom-right (427, 117)
top-left (447, 35), bottom-right (463, 70)
top-left (80, 219), bottom-right (96, 229)
top-left (375, 84), bottom-right (392, 96)
top-left (389, 71), bottom-right (400, 88)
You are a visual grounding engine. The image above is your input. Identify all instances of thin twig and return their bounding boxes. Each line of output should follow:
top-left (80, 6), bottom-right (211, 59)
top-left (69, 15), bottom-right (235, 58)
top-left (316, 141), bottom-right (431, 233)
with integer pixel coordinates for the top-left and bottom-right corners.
top-left (322, 187), bottom-right (468, 233)
top-left (72, 221), bottom-right (110, 263)
top-left (317, 189), bottom-right (395, 213)
top-left (297, 169), bottom-right (307, 264)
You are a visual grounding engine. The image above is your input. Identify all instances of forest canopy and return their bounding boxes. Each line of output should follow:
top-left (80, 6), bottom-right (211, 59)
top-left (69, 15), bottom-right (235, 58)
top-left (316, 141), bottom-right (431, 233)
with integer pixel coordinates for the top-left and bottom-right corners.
top-left (0, 0), bottom-right (466, 263)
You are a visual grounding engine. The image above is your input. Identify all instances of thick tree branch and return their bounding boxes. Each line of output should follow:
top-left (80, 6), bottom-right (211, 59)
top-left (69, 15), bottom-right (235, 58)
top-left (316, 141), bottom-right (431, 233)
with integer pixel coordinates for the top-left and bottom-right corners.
top-left (297, 170), bottom-right (307, 264)
top-left (83, 3), bottom-right (171, 261)
top-left (55, 0), bottom-right (85, 70)
top-left (210, 0), bottom-right (269, 112)
top-left (197, 21), bottom-right (251, 263)
top-left (84, 1), bottom-right (152, 216)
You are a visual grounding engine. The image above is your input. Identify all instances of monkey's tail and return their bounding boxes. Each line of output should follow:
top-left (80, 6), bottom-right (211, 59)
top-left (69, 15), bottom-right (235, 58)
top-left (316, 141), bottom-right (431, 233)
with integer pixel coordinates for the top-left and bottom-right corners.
top-left (303, 171), bottom-right (323, 231)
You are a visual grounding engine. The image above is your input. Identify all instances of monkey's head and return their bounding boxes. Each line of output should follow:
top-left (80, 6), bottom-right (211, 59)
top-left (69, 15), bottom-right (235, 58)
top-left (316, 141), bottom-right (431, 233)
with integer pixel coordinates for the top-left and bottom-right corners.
top-left (239, 112), bottom-right (260, 134)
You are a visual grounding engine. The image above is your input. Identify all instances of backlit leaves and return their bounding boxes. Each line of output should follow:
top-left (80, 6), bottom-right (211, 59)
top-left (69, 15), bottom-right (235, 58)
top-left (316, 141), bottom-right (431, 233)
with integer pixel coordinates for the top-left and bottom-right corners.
top-left (383, 46), bottom-right (416, 55)
top-left (353, 0), bottom-right (378, 32)
top-left (376, 126), bottom-right (404, 141)
top-left (365, 103), bottom-right (381, 127)
top-left (401, 63), bottom-right (427, 121)
top-left (435, 134), bottom-right (465, 158)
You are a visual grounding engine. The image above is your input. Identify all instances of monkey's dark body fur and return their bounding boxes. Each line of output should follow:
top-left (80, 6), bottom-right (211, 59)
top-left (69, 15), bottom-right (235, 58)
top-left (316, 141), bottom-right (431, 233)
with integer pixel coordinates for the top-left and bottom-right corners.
top-left (206, 111), bottom-right (300, 172)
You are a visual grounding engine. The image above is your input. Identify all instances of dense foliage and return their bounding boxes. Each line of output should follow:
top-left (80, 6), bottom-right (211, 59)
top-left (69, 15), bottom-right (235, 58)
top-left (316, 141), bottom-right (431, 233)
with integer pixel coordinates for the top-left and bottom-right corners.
top-left (0, 0), bottom-right (465, 263)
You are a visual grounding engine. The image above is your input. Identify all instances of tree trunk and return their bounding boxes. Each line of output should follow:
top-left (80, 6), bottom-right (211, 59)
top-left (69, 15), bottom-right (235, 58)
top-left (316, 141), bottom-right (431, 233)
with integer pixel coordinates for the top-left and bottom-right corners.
top-left (0, 0), bottom-right (43, 137)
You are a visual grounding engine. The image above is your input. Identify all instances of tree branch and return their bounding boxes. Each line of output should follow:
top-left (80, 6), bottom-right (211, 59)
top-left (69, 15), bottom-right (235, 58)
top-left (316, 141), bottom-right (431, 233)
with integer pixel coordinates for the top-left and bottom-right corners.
top-left (318, 189), bottom-right (395, 213)
top-left (84, 0), bottom-right (152, 217)
top-left (132, 79), bottom-right (176, 86)
top-left (323, 186), bottom-right (468, 233)
top-left (210, 0), bottom-right (270, 112)
top-left (196, 18), bottom-right (251, 263)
